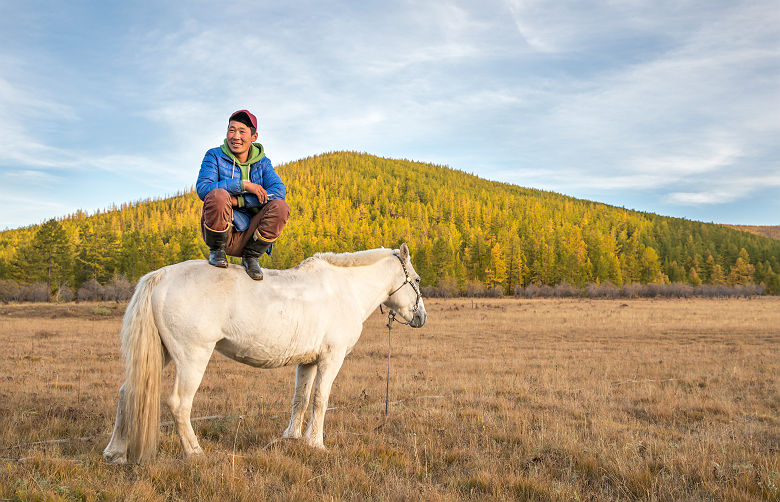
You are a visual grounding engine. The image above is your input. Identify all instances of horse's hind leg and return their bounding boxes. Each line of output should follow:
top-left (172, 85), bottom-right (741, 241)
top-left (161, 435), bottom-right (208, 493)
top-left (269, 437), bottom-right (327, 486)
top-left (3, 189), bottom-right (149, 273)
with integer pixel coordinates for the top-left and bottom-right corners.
top-left (305, 350), bottom-right (347, 450)
top-left (283, 362), bottom-right (317, 439)
top-left (103, 382), bottom-right (129, 463)
top-left (167, 344), bottom-right (214, 458)
top-left (104, 352), bottom-right (171, 463)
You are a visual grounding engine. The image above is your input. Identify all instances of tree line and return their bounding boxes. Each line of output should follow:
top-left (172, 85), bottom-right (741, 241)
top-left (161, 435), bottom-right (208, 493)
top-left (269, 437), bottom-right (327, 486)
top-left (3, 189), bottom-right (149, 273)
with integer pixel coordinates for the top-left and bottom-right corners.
top-left (1, 151), bottom-right (779, 301)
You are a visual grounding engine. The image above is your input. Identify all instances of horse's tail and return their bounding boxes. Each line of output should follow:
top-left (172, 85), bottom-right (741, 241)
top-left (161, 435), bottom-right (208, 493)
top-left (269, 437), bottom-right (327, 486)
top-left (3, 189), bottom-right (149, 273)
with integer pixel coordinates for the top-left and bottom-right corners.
top-left (121, 268), bottom-right (165, 464)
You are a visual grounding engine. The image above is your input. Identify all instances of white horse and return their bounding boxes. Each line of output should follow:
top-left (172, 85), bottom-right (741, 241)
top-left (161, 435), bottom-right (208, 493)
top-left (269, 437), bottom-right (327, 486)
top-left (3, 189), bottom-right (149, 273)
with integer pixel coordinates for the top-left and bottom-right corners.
top-left (103, 244), bottom-right (426, 464)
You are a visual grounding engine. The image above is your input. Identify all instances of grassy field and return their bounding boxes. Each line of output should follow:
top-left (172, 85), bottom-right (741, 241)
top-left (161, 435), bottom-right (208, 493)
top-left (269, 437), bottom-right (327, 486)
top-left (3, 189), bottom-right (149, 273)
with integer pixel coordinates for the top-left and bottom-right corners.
top-left (0, 297), bottom-right (778, 501)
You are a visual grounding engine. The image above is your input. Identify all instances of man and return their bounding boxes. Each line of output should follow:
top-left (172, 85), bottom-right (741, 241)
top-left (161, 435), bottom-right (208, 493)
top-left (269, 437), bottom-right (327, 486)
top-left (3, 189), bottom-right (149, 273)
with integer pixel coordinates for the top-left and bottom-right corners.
top-left (196, 110), bottom-right (290, 280)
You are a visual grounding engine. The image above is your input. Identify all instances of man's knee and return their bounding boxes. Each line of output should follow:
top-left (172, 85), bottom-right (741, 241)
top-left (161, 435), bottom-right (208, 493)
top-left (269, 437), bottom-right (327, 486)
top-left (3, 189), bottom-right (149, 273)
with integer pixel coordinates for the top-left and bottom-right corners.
top-left (266, 199), bottom-right (290, 222)
top-left (255, 199), bottom-right (290, 241)
top-left (202, 189), bottom-right (232, 232)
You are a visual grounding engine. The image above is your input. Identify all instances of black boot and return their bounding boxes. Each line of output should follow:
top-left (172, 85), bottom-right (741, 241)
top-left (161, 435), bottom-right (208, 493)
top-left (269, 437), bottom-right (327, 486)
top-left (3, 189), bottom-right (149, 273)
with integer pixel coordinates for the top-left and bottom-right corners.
top-left (241, 238), bottom-right (271, 280)
top-left (203, 225), bottom-right (229, 268)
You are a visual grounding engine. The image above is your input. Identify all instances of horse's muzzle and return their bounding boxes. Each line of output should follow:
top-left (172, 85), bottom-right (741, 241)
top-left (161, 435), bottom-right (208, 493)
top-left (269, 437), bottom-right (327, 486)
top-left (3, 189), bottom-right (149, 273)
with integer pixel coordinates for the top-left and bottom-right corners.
top-left (409, 309), bottom-right (427, 328)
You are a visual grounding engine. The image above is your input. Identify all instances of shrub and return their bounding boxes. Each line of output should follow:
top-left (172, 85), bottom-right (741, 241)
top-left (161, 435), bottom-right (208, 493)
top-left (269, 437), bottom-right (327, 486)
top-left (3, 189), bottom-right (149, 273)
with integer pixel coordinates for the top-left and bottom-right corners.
top-left (621, 283), bottom-right (641, 299)
top-left (101, 275), bottom-right (134, 301)
top-left (0, 280), bottom-right (21, 303)
top-left (77, 279), bottom-right (102, 302)
top-left (553, 281), bottom-right (579, 298)
top-left (523, 284), bottom-right (542, 298)
top-left (464, 280), bottom-right (485, 297)
top-left (420, 285), bottom-right (438, 298)
top-left (437, 277), bottom-right (459, 298)
top-left (20, 283), bottom-right (48, 302)
top-left (486, 285), bottom-right (504, 298)
top-left (585, 281), bottom-right (619, 299)
top-left (57, 285), bottom-right (75, 302)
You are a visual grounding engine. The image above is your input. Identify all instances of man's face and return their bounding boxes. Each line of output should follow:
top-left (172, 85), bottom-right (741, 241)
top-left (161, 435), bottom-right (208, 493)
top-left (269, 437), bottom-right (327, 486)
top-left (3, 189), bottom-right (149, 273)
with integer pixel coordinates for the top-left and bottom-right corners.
top-left (226, 120), bottom-right (258, 158)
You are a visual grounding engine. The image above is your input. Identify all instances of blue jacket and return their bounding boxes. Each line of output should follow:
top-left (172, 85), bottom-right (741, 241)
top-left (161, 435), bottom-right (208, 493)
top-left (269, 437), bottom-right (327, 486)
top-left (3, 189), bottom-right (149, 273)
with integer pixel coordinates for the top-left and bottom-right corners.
top-left (196, 144), bottom-right (286, 232)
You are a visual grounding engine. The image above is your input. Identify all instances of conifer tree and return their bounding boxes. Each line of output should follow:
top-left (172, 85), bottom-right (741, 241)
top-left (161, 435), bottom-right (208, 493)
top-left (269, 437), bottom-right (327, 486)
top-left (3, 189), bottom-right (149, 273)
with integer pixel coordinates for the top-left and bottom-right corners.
top-left (688, 267), bottom-right (702, 286)
top-left (711, 264), bottom-right (726, 285)
top-left (728, 248), bottom-right (755, 285)
top-left (702, 254), bottom-right (716, 283)
top-left (23, 219), bottom-right (73, 301)
top-left (486, 242), bottom-right (507, 289)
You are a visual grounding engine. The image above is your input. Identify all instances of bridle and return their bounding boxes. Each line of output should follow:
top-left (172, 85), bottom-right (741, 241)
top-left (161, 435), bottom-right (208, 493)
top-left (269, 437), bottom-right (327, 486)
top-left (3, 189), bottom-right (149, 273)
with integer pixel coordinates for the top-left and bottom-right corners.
top-left (387, 252), bottom-right (421, 314)
top-left (380, 252), bottom-right (422, 328)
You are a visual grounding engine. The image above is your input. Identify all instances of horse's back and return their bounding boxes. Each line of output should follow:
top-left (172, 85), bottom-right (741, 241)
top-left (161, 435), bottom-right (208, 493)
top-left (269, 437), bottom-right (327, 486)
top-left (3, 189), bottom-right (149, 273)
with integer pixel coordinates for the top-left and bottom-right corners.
top-left (150, 260), bottom-right (355, 368)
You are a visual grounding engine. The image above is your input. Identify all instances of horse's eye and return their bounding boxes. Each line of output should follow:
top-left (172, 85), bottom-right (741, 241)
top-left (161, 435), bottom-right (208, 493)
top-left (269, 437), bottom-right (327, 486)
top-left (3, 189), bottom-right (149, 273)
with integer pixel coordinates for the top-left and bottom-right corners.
top-left (415, 277), bottom-right (421, 284)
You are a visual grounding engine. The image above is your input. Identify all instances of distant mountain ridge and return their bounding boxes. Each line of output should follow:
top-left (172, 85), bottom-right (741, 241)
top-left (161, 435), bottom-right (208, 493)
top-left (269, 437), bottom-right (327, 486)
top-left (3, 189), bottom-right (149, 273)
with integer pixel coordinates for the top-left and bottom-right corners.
top-left (724, 225), bottom-right (780, 241)
top-left (1, 151), bottom-right (779, 294)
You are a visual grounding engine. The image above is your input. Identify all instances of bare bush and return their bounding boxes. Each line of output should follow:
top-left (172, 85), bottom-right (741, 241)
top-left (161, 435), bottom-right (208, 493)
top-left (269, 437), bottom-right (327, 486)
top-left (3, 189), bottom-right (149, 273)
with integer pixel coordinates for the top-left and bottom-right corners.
top-left (20, 283), bottom-right (48, 302)
top-left (77, 279), bottom-right (102, 302)
top-left (436, 277), bottom-right (459, 298)
top-left (464, 280), bottom-right (486, 297)
top-left (420, 285), bottom-right (436, 297)
top-left (553, 281), bottom-right (579, 298)
top-left (523, 284), bottom-right (542, 298)
top-left (0, 279), bottom-right (21, 303)
top-left (101, 275), bottom-right (134, 302)
top-left (424, 277), bottom-right (769, 300)
top-left (585, 281), bottom-right (619, 299)
top-left (693, 284), bottom-right (765, 298)
top-left (621, 283), bottom-right (641, 298)
top-left (486, 285), bottom-right (504, 298)
top-left (665, 282), bottom-right (694, 298)
top-left (57, 285), bottom-right (75, 302)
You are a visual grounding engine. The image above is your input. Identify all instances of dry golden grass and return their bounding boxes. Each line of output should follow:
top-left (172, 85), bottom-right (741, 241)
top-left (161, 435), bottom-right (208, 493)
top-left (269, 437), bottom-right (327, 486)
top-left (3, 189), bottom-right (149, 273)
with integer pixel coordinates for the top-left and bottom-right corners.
top-left (0, 298), bottom-right (778, 501)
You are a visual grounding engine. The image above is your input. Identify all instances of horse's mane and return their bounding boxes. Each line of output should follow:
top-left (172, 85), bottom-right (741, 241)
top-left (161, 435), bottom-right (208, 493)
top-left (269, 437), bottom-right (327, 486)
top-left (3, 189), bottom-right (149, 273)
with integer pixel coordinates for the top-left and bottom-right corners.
top-left (301, 247), bottom-right (395, 268)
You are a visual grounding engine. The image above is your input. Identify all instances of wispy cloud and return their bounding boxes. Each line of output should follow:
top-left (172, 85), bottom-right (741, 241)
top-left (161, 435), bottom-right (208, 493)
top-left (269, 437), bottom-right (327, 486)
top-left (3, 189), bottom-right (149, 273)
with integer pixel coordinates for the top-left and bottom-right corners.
top-left (668, 172), bottom-right (780, 206)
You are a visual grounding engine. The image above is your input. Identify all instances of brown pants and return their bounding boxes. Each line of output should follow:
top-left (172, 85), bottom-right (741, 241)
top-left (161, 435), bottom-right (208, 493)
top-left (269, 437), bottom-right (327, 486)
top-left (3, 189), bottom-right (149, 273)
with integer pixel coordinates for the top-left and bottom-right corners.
top-left (201, 188), bottom-right (290, 257)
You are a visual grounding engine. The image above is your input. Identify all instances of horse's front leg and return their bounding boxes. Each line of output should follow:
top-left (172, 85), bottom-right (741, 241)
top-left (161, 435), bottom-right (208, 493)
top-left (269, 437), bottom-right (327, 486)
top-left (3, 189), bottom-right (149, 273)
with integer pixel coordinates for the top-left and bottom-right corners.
top-left (305, 350), bottom-right (346, 450)
top-left (283, 362), bottom-right (317, 439)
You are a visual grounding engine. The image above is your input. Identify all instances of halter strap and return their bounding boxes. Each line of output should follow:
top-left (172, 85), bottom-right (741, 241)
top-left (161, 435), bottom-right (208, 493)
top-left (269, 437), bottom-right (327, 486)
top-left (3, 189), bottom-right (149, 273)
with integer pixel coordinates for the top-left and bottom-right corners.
top-left (387, 252), bottom-right (421, 314)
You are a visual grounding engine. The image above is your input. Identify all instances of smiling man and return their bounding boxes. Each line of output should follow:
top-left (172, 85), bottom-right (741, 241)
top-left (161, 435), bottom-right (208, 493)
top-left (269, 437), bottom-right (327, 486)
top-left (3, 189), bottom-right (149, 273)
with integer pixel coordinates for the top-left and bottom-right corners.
top-left (196, 110), bottom-right (290, 280)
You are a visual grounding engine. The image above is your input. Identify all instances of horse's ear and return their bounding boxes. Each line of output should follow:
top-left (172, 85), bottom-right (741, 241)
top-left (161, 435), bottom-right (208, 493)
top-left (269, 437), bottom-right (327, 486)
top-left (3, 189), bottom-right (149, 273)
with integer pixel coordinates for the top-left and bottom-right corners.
top-left (400, 242), bottom-right (409, 261)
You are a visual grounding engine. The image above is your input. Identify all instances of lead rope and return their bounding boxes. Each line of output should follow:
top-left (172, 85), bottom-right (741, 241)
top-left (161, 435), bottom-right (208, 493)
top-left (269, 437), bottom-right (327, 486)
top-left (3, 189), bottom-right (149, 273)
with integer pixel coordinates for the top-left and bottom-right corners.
top-left (379, 304), bottom-right (394, 418)
top-left (379, 253), bottom-right (421, 424)
top-left (377, 305), bottom-right (396, 424)
top-left (385, 309), bottom-right (393, 417)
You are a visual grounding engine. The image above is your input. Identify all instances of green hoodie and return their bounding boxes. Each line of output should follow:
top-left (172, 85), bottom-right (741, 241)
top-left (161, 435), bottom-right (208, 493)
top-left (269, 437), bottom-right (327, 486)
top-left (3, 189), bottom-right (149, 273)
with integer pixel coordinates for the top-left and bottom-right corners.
top-left (221, 140), bottom-right (266, 208)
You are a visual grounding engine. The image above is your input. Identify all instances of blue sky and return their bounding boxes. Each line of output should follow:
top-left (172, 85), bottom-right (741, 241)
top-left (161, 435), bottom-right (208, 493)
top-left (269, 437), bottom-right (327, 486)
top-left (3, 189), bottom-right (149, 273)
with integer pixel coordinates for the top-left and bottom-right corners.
top-left (1, 0), bottom-right (778, 229)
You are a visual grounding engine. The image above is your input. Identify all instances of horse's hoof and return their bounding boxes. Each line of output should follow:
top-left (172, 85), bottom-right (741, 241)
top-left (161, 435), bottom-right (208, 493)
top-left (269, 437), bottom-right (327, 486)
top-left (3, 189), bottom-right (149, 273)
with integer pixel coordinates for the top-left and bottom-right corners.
top-left (304, 439), bottom-right (328, 451)
top-left (282, 429), bottom-right (302, 439)
top-left (103, 450), bottom-right (127, 464)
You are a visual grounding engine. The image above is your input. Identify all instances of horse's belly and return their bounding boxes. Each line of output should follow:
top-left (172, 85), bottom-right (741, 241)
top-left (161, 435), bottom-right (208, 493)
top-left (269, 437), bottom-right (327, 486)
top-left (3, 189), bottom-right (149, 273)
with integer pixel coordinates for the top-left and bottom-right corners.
top-left (215, 338), bottom-right (318, 369)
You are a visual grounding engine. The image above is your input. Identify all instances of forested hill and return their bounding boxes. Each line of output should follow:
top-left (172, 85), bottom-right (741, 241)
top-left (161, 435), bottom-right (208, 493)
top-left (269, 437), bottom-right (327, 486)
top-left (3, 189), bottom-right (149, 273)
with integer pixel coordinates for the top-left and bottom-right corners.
top-left (1, 151), bottom-right (779, 295)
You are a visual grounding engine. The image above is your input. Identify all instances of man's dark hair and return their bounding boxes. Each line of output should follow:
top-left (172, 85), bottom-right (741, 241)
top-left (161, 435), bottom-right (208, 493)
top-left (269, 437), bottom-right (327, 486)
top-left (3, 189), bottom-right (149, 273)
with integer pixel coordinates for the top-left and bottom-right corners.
top-left (231, 112), bottom-right (256, 135)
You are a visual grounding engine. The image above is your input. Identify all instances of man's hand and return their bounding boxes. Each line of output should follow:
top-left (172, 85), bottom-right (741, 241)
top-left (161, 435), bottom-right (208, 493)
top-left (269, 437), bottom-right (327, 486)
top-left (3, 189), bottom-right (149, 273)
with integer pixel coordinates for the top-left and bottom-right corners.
top-left (243, 181), bottom-right (268, 203)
